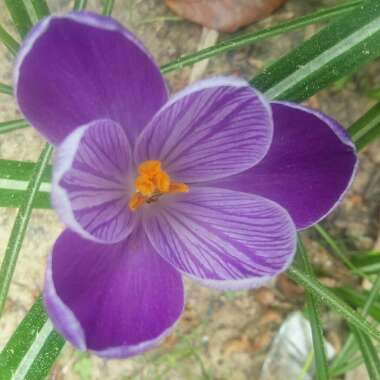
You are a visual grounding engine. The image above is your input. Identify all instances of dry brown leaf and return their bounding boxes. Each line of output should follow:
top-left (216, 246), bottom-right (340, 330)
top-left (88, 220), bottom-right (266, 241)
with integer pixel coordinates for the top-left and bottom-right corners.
top-left (165, 0), bottom-right (288, 33)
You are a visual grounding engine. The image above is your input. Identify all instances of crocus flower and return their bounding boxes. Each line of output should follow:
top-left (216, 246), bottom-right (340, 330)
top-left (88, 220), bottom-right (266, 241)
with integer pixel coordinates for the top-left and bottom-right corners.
top-left (14, 12), bottom-right (358, 358)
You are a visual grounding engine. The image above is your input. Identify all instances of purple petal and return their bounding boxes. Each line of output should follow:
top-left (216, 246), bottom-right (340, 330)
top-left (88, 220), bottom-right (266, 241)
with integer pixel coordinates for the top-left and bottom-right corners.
top-left (142, 187), bottom-right (296, 290)
top-left (134, 77), bottom-right (273, 183)
top-left (44, 228), bottom-right (184, 358)
top-left (14, 12), bottom-right (167, 145)
top-left (210, 102), bottom-right (358, 229)
top-left (52, 119), bottom-right (136, 244)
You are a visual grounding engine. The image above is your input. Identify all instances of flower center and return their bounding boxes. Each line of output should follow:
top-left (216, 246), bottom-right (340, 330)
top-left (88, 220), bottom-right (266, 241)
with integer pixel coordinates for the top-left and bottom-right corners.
top-left (128, 160), bottom-right (189, 211)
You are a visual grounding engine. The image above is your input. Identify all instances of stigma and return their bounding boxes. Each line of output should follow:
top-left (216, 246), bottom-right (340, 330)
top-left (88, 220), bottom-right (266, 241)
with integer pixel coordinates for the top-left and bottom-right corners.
top-left (128, 160), bottom-right (189, 211)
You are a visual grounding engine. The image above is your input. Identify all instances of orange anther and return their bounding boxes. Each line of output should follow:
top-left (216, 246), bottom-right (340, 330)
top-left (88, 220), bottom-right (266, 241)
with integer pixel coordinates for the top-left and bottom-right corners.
top-left (129, 160), bottom-right (189, 211)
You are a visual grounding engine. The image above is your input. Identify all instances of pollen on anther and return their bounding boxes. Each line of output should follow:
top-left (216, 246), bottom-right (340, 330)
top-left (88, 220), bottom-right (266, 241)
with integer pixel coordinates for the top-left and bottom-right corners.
top-left (129, 160), bottom-right (189, 212)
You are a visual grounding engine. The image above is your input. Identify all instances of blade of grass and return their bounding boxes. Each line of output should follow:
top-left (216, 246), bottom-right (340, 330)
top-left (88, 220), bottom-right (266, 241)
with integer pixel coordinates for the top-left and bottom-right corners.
top-left (5, 0), bottom-right (34, 38)
top-left (351, 325), bottom-right (380, 380)
top-left (0, 159), bottom-right (51, 182)
top-left (0, 119), bottom-right (29, 134)
top-left (251, 0), bottom-right (380, 102)
top-left (0, 159), bottom-right (52, 209)
top-left (0, 144), bottom-right (53, 315)
top-left (296, 350), bottom-right (314, 380)
top-left (330, 274), bottom-right (380, 373)
top-left (332, 287), bottom-right (380, 321)
top-left (351, 251), bottom-right (380, 275)
top-left (331, 349), bottom-right (379, 377)
top-left (286, 265), bottom-right (380, 343)
top-left (31, 0), bottom-right (50, 19)
top-left (0, 189), bottom-right (51, 209)
top-left (0, 82), bottom-right (13, 95)
top-left (102, 0), bottom-right (115, 16)
top-left (73, 0), bottom-right (87, 11)
top-left (0, 297), bottom-right (65, 380)
top-left (314, 224), bottom-right (370, 280)
top-left (161, 0), bottom-right (362, 74)
top-left (349, 101), bottom-right (380, 151)
top-left (296, 240), bottom-right (329, 380)
top-left (0, 24), bottom-right (20, 56)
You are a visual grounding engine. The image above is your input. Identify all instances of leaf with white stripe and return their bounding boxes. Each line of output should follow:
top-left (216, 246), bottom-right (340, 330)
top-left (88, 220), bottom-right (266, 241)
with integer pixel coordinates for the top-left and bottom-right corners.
top-left (251, 0), bottom-right (380, 102)
top-left (0, 298), bottom-right (65, 380)
top-left (0, 159), bottom-right (52, 208)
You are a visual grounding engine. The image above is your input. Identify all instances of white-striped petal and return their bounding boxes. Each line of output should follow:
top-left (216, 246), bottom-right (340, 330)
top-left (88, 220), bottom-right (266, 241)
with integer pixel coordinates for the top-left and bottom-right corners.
top-left (142, 187), bottom-right (297, 290)
top-left (134, 76), bottom-right (273, 183)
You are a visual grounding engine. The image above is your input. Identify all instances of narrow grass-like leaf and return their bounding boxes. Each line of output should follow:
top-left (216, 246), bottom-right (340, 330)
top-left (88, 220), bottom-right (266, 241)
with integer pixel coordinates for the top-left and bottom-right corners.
top-left (251, 0), bottom-right (380, 102)
top-left (0, 82), bottom-right (13, 95)
top-left (0, 297), bottom-right (65, 380)
top-left (161, 0), bottom-right (362, 74)
top-left (5, 0), bottom-right (34, 38)
top-left (332, 287), bottom-right (380, 321)
top-left (286, 265), bottom-right (380, 343)
top-left (348, 101), bottom-right (380, 151)
top-left (351, 251), bottom-right (380, 274)
top-left (0, 144), bottom-right (53, 315)
top-left (351, 325), bottom-right (380, 380)
top-left (31, 0), bottom-right (50, 19)
top-left (296, 240), bottom-right (329, 380)
top-left (314, 224), bottom-right (370, 280)
top-left (0, 159), bottom-right (52, 208)
top-left (102, 0), bottom-right (115, 16)
top-left (330, 275), bottom-right (380, 373)
top-left (0, 159), bottom-right (51, 182)
top-left (331, 346), bottom-right (380, 377)
top-left (0, 189), bottom-right (51, 209)
top-left (0, 25), bottom-right (20, 56)
top-left (73, 0), bottom-right (87, 11)
top-left (0, 119), bottom-right (29, 134)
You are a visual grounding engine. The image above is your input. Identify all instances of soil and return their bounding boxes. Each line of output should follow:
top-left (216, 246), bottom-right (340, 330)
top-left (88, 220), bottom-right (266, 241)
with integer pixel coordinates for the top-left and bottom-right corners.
top-left (0, 1), bottom-right (379, 379)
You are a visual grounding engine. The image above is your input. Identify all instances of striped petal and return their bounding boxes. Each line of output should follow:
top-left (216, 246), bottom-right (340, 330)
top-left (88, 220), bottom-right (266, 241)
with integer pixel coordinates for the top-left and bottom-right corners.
top-left (52, 119), bottom-right (135, 244)
top-left (142, 187), bottom-right (296, 290)
top-left (134, 77), bottom-right (273, 183)
top-left (209, 102), bottom-right (358, 229)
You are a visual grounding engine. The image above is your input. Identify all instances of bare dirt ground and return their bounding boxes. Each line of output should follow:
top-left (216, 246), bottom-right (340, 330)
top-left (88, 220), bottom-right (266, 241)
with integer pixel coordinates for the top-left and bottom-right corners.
top-left (0, 1), bottom-right (379, 379)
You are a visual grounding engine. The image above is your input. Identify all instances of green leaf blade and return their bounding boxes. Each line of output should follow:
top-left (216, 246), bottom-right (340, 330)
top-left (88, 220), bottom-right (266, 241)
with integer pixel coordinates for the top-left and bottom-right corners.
top-left (5, 0), bottom-right (34, 38)
top-left (330, 275), bottom-right (380, 374)
top-left (349, 101), bottom-right (380, 151)
top-left (161, 0), bottom-right (363, 74)
top-left (0, 25), bottom-right (20, 56)
top-left (296, 241), bottom-right (329, 380)
top-left (351, 325), bottom-right (380, 380)
top-left (0, 298), bottom-right (65, 380)
top-left (0, 189), bottom-right (51, 209)
top-left (102, 0), bottom-right (115, 16)
top-left (0, 159), bottom-right (52, 182)
top-left (0, 82), bottom-right (13, 95)
top-left (31, 0), bottom-right (50, 20)
top-left (252, 0), bottom-right (380, 102)
top-left (73, 0), bottom-right (87, 11)
top-left (0, 144), bottom-right (53, 315)
top-left (0, 119), bottom-right (29, 134)
top-left (286, 265), bottom-right (380, 343)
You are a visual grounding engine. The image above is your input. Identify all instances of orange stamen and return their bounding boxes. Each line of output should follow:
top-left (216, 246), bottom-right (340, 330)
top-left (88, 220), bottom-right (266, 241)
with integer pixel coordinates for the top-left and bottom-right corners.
top-left (129, 160), bottom-right (188, 211)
